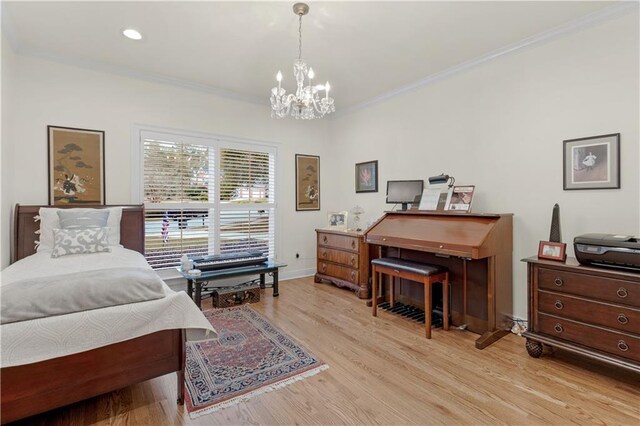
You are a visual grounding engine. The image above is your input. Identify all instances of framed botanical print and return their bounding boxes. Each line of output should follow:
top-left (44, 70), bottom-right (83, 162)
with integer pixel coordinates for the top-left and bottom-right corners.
top-left (48, 126), bottom-right (105, 205)
top-left (295, 154), bottom-right (320, 211)
top-left (355, 160), bottom-right (378, 193)
top-left (563, 133), bottom-right (620, 190)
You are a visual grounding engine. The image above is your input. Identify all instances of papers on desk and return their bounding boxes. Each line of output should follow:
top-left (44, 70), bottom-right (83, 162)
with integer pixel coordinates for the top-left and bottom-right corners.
top-left (418, 184), bottom-right (449, 211)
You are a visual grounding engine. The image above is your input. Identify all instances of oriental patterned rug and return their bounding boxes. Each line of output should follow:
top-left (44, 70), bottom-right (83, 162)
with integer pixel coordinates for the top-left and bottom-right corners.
top-left (184, 305), bottom-right (328, 418)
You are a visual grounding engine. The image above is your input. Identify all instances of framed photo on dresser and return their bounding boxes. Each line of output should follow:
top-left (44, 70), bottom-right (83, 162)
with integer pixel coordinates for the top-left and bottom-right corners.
top-left (538, 241), bottom-right (567, 262)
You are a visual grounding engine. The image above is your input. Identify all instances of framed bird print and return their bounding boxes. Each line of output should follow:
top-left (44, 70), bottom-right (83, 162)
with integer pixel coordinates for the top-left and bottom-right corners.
top-left (355, 160), bottom-right (378, 193)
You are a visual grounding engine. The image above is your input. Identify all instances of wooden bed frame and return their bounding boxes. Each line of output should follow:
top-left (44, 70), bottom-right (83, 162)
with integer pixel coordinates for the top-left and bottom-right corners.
top-left (1, 204), bottom-right (185, 424)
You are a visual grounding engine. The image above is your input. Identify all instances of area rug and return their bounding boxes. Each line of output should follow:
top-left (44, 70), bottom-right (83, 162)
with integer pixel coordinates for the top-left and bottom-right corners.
top-left (184, 304), bottom-right (328, 418)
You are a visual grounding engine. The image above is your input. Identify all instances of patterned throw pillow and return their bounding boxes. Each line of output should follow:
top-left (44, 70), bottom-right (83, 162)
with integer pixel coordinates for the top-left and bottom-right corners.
top-left (57, 209), bottom-right (109, 229)
top-left (51, 227), bottom-right (111, 258)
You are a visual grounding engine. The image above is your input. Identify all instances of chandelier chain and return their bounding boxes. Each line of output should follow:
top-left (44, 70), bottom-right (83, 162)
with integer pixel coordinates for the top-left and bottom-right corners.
top-left (298, 14), bottom-right (303, 60)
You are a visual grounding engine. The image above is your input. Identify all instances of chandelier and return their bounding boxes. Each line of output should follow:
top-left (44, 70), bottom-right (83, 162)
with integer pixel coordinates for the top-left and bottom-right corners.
top-left (270, 3), bottom-right (335, 119)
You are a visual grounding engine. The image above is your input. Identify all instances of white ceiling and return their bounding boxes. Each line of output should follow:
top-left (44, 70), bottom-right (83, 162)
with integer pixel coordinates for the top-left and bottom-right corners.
top-left (2, 1), bottom-right (620, 109)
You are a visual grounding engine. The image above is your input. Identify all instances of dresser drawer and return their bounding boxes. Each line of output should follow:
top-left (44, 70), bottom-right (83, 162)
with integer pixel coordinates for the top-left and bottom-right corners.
top-left (317, 232), bottom-right (359, 252)
top-left (538, 291), bottom-right (640, 335)
top-left (317, 261), bottom-right (359, 284)
top-left (318, 248), bottom-right (358, 268)
top-left (538, 313), bottom-right (640, 362)
top-left (538, 267), bottom-right (640, 306)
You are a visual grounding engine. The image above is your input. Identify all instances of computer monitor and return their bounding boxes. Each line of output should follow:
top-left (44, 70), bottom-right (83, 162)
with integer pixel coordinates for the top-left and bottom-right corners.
top-left (386, 180), bottom-right (424, 211)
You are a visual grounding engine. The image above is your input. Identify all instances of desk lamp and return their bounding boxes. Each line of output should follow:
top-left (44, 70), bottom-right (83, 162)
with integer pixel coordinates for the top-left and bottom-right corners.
top-left (428, 173), bottom-right (455, 188)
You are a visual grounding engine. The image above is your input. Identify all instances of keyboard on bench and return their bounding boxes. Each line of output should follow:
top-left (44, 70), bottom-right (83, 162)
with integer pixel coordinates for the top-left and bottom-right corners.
top-left (191, 251), bottom-right (268, 271)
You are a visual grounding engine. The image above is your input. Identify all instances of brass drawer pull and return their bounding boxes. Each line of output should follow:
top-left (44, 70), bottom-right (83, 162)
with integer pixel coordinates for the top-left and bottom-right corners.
top-left (554, 323), bottom-right (564, 333)
top-left (322, 251), bottom-right (327, 258)
top-left (617, 314), bottom-right (629, 325)
top-left (323, 235), bottom-right (328, 244)
top-left (554, 277), bottom-right (564, 287)
top-left (554, 300), bottom-right (564, 310)
top-left (617, 287), bottom-right (628, 298)
top-left (618, 340), bottom-right (629, 352)
top-left (350, 257), bottom-right (355, 265)
top-left (351, 240), bottom-right (356, 249)
top-left (351, 271), bottom-right (356, 280)
top-left (321, 263), bottom-right (326, 273)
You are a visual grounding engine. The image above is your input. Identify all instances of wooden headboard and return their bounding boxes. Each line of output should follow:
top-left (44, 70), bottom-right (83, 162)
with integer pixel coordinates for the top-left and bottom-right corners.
top-left (12, 204), bottom-right (145, 263)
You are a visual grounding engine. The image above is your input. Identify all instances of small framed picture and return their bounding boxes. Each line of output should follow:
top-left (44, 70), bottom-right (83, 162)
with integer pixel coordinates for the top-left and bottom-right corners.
top-left (295, 154), bottom-right (320, 211)
top-left (355, 160), bottom-right (378, 193)
top-left (563, 133), bottom-right (620, 190)
top-left (327, 211), bottom-right (348, 230)
top-left (538, 241), bottom-right (567, 262)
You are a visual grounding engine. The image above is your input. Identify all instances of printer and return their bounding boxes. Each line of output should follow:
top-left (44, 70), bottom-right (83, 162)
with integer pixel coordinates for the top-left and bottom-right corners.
top-left (574, 233), bottom-right (640, 271)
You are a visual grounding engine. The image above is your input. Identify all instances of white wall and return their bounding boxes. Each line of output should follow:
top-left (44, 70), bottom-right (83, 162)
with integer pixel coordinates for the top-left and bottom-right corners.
top-left (3, 53), bottom-right (331, 277)
top-left (1, 34), bottom-right (17, 269)
top-left (328, 12), bottom-right (640, 319)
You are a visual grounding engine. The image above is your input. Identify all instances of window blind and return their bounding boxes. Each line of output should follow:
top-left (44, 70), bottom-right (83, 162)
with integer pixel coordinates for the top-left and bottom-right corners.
top-left (141, 131), bottom-right (276, 269)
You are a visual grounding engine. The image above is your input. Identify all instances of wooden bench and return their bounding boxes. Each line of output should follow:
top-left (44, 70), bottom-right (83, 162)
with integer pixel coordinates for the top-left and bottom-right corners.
top-left (371, 257), bottom-right (449, 338)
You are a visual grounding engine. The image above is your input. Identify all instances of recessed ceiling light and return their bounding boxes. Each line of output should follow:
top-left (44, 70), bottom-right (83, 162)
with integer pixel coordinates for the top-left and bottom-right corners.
top-left (122, 29), bottom-right (142, 40)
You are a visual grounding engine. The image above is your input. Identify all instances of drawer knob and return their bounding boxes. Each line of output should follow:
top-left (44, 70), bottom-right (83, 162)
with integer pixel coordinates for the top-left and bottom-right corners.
top-left (617, 287), bottom-right (628, 298)
top-left (554, 300), bottom-right (564, 310)
top-left (554, 323), bottom-right (564, 333)
top-left (351, 240), bottom-right (356, 249)
top-left (350, 257), bottom-right (355, 265)
top-left (617, 314), bottom-right (629, 325)
top-left (323, 236), bottom-right (328, 243)
top-left (321, 263), bottom-right (326, 272)
top-left (554, 277), bottom-right (564, 287)
top-left (618, 340), bottom-right (629, 352)
top-left (322, 251), bottom-right (327, 258)
top-left (351, 271), bottom-right (356, 280)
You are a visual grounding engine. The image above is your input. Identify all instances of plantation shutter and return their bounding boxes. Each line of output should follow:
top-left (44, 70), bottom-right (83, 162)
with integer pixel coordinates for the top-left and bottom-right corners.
top-left (140, 130), bottom-right (276, 269)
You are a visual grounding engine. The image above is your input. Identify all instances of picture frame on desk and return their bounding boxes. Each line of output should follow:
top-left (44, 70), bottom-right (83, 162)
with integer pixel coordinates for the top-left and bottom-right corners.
top-left (538, 241), bottom-right (567, 262)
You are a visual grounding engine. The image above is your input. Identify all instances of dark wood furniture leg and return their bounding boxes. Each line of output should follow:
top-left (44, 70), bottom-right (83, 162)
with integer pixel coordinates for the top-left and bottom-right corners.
top-left (195, 281), bottom-right (202, 309)
top-left (273, 270), bottom-right (279, 297)
top-left (187, 279), bottom-right (193, 299)
top-left (260, 273), bottom-right (266, 289)
top-left (177, 330), bottom-right (186, 404)
top-left (372, 265), bottom-right (378, 316)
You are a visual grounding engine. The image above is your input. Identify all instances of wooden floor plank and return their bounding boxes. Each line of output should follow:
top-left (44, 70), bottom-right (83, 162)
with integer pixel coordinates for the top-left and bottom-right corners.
top-left (13, 277), bottom-right (640, 425)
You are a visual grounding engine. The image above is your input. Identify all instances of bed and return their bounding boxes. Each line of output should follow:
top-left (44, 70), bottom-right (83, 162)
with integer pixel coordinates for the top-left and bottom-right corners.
top-left (1, 204), bottom-right (215, 424)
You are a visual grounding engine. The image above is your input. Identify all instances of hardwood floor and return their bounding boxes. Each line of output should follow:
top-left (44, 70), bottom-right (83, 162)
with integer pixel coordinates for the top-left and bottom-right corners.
top-left (14, 277), bottom-right (640, 425)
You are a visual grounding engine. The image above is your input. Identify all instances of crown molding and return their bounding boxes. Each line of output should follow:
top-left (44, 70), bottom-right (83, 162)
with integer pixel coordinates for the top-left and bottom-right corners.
top-left (332, 2), bottom-right (639, 119)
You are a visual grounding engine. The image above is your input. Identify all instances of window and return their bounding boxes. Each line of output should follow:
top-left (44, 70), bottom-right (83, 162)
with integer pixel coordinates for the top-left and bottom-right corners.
top-left (140, 130), bottom-right (276, 269)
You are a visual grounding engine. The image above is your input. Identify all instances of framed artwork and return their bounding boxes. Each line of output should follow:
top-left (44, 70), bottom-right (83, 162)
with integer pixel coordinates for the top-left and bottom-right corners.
top-left (538, 241), bottom-right (567, 262)
top-left (295, 154), bottom-right (320, 211)
top-left (48, 126), bottom-right (105, 205)
top-left (327, 211), bottom-right (348, 230)
top-left (563, 133), bottom-right (620, 190)
top-left (355, 160), bottom-right (378, 193)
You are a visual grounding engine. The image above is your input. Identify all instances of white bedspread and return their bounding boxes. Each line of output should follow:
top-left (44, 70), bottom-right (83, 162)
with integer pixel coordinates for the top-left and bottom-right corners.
top-left (1, 247), bottom-right (216, 368)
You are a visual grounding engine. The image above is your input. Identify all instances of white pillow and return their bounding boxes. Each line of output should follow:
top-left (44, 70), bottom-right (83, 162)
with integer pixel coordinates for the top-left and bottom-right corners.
top-left (37, 207), bottom-right (123, 252)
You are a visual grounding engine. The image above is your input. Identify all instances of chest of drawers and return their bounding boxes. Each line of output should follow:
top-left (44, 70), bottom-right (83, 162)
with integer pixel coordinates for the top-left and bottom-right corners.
top-left (523, 257), bottom-right (640, 373)
top-left (314, 229), bottom-right (370, 299)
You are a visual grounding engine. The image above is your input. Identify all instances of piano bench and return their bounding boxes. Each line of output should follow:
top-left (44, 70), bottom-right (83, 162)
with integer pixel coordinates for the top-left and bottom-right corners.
top-left (371, 257), bottom-right (449, 339)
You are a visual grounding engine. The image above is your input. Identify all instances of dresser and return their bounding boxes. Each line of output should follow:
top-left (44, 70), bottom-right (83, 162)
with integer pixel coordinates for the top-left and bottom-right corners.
top-left (523, 257), bottom-right (640, 373)
top-left (315, 229), bottom-right (370, 299)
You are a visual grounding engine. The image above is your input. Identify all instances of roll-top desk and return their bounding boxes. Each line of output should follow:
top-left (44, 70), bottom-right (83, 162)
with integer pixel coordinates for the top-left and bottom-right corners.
top-left (523, 257), bottom-right (640, 373)
top-left (365, 211), bottom-right (513, 349)
top-left (315, 229), bottom-right (370, 299)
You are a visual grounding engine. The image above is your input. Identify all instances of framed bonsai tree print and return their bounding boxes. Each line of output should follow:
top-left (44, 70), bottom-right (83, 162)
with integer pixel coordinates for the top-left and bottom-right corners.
top-left (295, 154), bottom-right (320, 211)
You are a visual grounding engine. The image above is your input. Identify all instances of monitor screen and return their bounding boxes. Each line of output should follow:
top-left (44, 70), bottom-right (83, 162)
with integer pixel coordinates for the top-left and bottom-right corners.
top-left (386, 180), bottom-right (424, 205)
